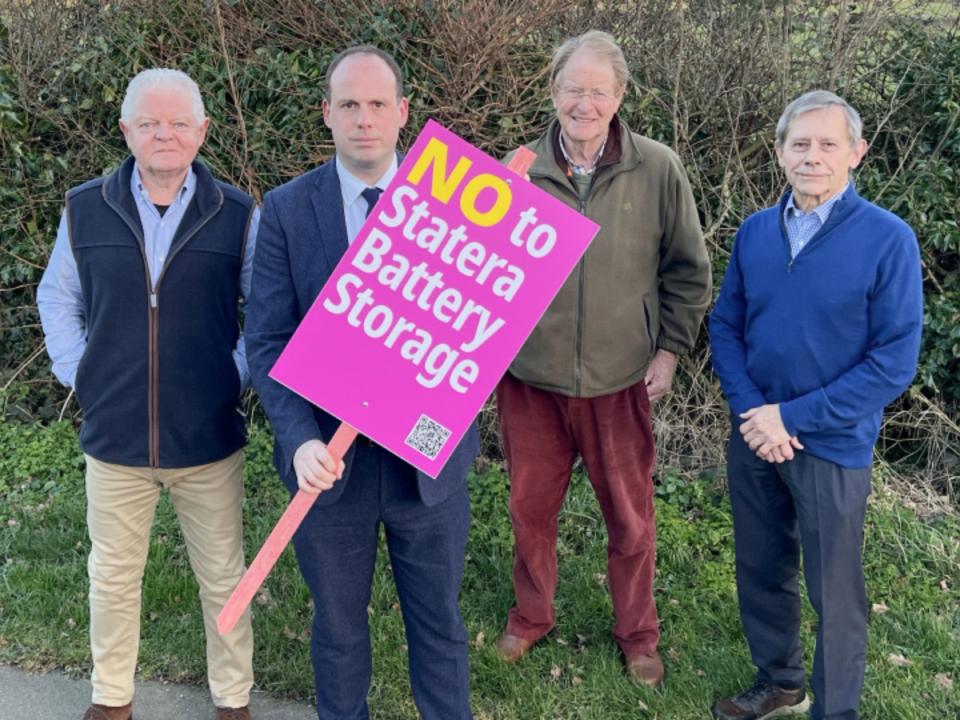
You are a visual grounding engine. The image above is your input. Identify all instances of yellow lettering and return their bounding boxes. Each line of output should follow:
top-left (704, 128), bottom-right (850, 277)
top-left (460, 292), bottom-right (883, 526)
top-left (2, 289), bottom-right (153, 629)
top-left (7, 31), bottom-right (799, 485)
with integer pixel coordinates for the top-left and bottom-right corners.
top-left (460, 175), bottom-right (512, 227)
top-left (406, 137), bottom-right (472, 204)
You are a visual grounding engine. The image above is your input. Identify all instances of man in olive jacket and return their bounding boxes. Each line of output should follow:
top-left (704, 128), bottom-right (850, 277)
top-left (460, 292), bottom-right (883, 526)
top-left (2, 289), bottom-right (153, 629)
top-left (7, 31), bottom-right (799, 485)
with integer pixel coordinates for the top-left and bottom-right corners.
top-left (494, 31), bottom-right (711, 687)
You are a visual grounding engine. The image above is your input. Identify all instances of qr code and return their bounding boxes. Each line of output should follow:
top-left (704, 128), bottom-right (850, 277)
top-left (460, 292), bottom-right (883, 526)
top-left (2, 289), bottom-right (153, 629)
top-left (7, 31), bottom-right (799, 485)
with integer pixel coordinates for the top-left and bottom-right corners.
top-left (405, 414), bottom-right (452, 460)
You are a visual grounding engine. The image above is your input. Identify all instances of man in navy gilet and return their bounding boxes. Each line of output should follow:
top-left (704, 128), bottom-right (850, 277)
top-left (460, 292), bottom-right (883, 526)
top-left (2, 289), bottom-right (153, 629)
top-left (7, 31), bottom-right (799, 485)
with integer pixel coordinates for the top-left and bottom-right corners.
top-left (37, 69), bottom-right (257, 720)
top-left (710, 91), bottom-right (923, 720)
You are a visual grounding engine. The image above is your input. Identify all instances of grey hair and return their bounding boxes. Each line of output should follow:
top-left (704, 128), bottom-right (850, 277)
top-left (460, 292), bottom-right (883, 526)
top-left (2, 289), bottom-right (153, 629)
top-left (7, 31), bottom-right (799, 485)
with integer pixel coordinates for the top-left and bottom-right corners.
top-left (775, 90), bottom-right (863, 147)
top-left (120, 69), bottom-right (206, 125)
top-left (550, 30), bottom-right (630, 93)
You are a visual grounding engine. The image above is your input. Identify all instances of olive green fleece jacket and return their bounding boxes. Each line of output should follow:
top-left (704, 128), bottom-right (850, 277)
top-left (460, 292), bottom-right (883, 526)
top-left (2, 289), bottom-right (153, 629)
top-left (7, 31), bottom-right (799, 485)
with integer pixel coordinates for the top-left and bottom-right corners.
top-left (508, 117), bottom-right (712, 397)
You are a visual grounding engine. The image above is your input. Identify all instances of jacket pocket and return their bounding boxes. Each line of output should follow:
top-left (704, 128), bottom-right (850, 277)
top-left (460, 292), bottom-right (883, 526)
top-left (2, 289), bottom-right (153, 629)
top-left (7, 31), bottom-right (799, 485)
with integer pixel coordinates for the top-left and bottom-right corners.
top-left (73, 349), bottom-right (90, 411)
top-left (641, 294), bottom-right (657, 358)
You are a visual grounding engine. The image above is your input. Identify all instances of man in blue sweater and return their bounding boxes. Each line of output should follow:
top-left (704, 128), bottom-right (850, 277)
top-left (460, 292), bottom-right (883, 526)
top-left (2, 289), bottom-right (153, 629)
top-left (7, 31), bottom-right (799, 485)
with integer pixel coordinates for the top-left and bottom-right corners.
top-left (709, 90), bottom-right (923, 720)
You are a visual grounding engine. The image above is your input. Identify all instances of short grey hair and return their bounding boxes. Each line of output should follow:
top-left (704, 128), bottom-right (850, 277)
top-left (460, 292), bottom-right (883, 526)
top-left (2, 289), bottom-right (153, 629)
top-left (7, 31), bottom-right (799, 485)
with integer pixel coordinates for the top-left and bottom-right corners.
top-left (550, 30), bottom-right (630, 93)
top-left (775, 90), bottom-right (863, 147)
top-left (120, 69), bottom-right (206, 125)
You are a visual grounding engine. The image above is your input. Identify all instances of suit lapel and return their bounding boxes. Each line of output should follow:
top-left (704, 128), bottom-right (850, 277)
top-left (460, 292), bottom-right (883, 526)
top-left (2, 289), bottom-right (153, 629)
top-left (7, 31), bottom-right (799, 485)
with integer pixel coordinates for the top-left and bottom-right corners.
top-left (310, 160), bottom-right (349, 278)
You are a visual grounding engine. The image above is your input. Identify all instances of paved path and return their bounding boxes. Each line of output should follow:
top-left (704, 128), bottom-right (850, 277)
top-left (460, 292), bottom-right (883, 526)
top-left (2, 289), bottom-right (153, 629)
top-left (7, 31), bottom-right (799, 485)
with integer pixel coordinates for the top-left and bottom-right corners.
top-left (0, 664), bottom-right (316, 719)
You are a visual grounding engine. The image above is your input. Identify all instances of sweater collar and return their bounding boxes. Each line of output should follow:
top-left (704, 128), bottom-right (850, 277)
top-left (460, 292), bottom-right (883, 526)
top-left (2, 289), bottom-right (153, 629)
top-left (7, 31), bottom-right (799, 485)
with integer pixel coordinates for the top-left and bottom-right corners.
top-left (532, 114), bottom-right (642, 185)
top-left (784, 182), bottom-right (850, 224)
top-left (103, 156), bottom-right (222, 221)
top-left (776, 182), bottom-right (861, 238)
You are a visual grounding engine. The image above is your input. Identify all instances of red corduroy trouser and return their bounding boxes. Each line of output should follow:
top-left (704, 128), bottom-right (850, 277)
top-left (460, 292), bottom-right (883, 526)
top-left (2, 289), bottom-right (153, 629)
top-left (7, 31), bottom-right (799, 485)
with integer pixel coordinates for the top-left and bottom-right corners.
top-left (496, 373), bottom-right (660, 656)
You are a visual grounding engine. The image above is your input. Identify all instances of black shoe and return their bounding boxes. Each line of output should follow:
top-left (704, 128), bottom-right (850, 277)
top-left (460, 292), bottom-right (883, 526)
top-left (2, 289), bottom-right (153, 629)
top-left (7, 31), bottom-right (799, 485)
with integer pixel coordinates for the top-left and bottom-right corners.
top-left (712, 679), bottom-right (811, 719)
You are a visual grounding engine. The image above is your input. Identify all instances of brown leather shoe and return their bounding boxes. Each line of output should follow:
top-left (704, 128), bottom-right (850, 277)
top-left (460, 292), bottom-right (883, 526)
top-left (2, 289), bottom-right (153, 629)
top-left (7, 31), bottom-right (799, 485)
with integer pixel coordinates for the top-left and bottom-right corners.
top-left (82, 703), bottom-right (132, 720)
top-left (215, 707), bottom-right (252, 720)
top-left (626, 651), bottom-right (664, 687)
top-left (493, 632), bottom-right (536, 662)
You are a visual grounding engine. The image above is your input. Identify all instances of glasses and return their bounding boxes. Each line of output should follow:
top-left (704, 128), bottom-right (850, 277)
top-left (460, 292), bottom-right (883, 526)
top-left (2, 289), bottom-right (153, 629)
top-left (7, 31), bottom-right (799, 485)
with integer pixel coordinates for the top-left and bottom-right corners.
top-left (557, 86), bottom-right (619, 104)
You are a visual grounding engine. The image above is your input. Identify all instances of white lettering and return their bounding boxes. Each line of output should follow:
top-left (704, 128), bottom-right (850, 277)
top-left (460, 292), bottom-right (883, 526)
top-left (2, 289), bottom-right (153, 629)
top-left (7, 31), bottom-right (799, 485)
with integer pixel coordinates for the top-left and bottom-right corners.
top-left (379, 185), bottom-right (418, 227)
top-left (322, 273), bottom-right (363, 314)
top-left (353, 229), bottom-right (392, 272)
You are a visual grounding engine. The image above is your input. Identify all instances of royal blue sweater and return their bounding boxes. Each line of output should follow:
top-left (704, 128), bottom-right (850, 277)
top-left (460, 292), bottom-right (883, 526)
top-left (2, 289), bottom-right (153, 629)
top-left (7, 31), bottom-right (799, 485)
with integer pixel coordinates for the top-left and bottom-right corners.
top-left (709, 185), bottom-right (923, 468)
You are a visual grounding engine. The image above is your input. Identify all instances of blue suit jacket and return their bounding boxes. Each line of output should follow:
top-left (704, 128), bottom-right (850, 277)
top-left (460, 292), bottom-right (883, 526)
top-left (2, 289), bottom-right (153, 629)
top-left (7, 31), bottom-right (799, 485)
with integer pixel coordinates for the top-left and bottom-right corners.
top-left (246, 159), bottom-right (479, 506)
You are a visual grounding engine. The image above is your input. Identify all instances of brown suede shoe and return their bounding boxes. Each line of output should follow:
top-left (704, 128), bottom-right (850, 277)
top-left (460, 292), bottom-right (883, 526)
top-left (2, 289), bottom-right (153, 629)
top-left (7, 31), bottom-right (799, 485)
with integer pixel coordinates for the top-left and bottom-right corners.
top-left (215, 707), bottom-right (251, 720)
top-left (493, 632), bottom-right (536, 662)
top-left (82, 703), bottom-right (132, 720)
top-left (626, 651), bottom-right (664, 687)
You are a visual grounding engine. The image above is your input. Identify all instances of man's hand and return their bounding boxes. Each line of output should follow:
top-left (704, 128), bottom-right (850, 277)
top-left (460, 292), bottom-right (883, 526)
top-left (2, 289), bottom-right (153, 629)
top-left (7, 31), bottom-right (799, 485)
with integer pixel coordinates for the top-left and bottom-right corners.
top-left (644, 349), bottom-right (678, 402)
top-left (739, 404), bottom-right (803, 460)
top-left (293, 439), bottom-right (345, 494)
top-left (758, 437), bottom-right (805, 463)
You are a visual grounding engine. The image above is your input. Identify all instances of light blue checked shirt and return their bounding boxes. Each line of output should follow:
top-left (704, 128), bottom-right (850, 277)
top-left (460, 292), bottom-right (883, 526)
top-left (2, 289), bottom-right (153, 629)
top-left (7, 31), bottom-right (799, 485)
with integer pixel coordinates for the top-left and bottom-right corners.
top-left (783, 182), bottom-right (849, 258)
top-left (37, 164), bottom-right (259, 389)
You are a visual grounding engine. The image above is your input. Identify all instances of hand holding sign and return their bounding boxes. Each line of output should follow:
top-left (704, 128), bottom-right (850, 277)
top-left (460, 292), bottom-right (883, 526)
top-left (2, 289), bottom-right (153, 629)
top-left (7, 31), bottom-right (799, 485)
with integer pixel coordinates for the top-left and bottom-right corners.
top-left (216, 137), bottom-right (548, 636)
top-left (293, 438), bottom-right (345, 493)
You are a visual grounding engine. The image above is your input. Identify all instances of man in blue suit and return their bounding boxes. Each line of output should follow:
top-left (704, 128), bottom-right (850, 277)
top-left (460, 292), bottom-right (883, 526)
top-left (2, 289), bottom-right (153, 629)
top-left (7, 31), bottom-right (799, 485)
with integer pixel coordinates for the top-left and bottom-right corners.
top-left (245, 46), bottom-right (478, 720)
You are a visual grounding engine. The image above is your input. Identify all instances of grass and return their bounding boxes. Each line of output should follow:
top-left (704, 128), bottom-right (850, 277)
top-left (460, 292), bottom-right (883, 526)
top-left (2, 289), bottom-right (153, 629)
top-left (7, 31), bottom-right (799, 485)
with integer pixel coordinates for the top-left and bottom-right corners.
top-left (0, 421), bottom-right (958, 718)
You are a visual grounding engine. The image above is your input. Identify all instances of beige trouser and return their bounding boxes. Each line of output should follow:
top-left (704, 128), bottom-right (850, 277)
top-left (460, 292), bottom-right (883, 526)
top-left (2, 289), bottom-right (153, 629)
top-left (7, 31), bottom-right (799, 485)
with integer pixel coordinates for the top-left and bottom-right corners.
top-left (85, 451), bottom-right (253, 708)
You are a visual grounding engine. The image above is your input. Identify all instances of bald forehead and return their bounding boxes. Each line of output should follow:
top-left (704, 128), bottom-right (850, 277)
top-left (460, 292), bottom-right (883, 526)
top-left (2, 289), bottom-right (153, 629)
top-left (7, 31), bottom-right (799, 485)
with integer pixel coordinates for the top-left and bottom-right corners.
top-left (329, 53), bottom-right (400, 99)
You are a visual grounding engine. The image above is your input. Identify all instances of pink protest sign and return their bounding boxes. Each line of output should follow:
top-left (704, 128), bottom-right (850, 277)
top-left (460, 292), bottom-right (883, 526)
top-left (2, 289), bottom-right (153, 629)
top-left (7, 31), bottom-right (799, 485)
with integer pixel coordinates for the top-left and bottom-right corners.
top-left (270, 120), bottom-right (599, 477)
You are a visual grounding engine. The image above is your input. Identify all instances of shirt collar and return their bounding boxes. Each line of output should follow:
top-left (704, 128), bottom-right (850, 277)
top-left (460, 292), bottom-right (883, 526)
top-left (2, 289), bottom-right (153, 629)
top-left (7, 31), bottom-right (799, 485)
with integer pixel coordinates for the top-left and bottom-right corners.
top-left (336, 155), bottom-right (398, 208)
top-left (785, 181), bottom-right (849, 223)
top-left (130, 163), bottom-right (195, 206)
top-left (559, 131), bottom-right (608, 176)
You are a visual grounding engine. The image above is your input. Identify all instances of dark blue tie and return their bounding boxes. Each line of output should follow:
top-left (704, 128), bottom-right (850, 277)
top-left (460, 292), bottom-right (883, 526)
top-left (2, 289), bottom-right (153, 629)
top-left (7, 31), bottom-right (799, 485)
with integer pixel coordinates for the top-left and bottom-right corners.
top-left (362, 187), bottom-right (383, 218)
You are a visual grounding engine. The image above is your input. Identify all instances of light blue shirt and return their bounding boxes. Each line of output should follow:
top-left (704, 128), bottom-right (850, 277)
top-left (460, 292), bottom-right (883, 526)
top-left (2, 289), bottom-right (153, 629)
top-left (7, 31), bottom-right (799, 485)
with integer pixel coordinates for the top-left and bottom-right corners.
top-left (783, 182), bottom-right (848, 258)
top-left (133, 163), bottom-right (197, 286)
top-left (335, 155), bottom-right (398, 244)
top-left (36, 164), bottom-right (259, 389)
